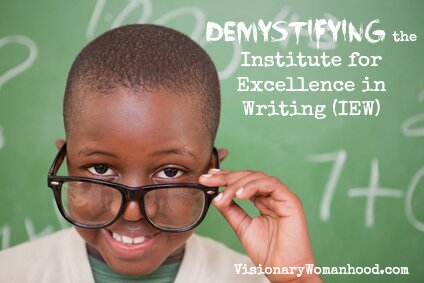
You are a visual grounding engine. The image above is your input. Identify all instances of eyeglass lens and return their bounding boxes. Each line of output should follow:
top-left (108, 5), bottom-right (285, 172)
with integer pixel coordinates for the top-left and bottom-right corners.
top-left (60, 181), bottom-right (206, 229)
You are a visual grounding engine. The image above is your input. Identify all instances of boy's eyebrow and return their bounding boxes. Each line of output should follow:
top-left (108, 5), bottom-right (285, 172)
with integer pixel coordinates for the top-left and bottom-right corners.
top-left (149, 147), bottom-right (195, 159)
top-left (78, 148), bottom-right (118, 158)
top-left (78, 147), bottom-right (195, 159)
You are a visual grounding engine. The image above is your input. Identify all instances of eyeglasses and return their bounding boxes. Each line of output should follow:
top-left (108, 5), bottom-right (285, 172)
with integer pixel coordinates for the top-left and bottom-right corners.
top-left (47, 143), bottom-right (220, 233)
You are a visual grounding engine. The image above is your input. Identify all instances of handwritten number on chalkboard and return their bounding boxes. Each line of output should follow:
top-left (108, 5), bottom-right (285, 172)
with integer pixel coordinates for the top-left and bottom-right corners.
top-left (0, 35), bottom-right (37, 250)
top-left (86, 0), bottom-right (241, 80)
top-left (111, 0), bottom-right (152, 30)
top-left (0, 225), bottom-right (11, 250)
top-left (405, 167), bottom-right (424, 232)
top-left (0, 35), bottom-right (38, 92)
top-left (347, 159), bottom-right (403, 227)
top-left (24, 219), bottom-right (54, 241)
top-left (401, 90), bottom-right (424, 137)
top-left (0, 200), bottom-right (72, 250)
top-left (401, 90), bottom-right (424, 231)
top-left (0, 127), bottom-right (4, 150)
top-left (86, 0), bottom-right (106, 38)
top-left (87, 0), bottom-right (152, 38)
top-left (311, 152), bottom-right (423, 233)
top-left (154, 7), bottom-right (205, 39)
top-left (308, 150), bottom-right (347, 221)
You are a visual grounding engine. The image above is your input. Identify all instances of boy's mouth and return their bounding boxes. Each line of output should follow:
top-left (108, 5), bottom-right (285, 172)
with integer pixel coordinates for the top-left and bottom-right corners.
top-left (103, 229), bottom-right (161, 258)
top-left (110, 231), bottom-right (158, 245)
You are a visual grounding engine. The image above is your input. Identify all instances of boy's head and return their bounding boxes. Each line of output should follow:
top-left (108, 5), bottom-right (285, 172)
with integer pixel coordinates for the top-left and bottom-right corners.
top-left (59, 24), bottom-right (221, 275)
top-left (64, 24), bottom-right (220, 144)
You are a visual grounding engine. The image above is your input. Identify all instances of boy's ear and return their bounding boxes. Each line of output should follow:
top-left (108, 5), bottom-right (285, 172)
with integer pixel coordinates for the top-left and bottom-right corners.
top-left (55, 139), bottom-right (65, 150)
top-left (217, 148), bottom-right (228, 163)
top-left (208, 148), bottom-right (229, 170)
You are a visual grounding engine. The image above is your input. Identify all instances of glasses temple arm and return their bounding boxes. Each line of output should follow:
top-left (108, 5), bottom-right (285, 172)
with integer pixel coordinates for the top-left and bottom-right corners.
top-left (48, 142), bottom-right (67, 176)
top-left (212, 147), bottom-right (220, 169)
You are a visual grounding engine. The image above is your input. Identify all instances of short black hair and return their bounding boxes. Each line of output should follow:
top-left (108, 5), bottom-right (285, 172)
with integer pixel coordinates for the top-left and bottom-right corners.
top-left (64, 24), bottom-right (220, 143)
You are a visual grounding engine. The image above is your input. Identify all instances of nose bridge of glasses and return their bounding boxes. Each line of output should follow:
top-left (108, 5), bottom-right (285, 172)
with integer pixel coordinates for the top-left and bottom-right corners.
top-left (119, 185), bottom-right (147, 221)
top-left (122, 184), bottom-right (148, 200)
top-left (121, 186), bottom-right (150, 219)
top-left (114, 171), bottom-right (150, 200)
top-left (125, 188), bottom-right (137, 199)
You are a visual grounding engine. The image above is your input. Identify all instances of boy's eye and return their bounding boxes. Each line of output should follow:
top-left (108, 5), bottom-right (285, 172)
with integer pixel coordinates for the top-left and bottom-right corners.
top-left (87, 164), bottom-right (115, 176)
top-left (156, 167), bottom-right (184, 179)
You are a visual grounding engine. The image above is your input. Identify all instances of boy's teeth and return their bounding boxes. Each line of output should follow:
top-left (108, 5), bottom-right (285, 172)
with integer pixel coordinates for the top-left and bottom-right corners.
top-left (134, 236), bottom-right (145, 244)
top-left (112, 232), bottom-right (147, 245)
top-left (122, 236), bottom-right (132, 244)
top-left (112, 232), bottom-right (122, 242)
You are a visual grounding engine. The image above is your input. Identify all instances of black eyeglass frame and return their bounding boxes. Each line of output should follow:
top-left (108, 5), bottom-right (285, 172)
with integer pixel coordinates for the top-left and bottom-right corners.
top-left (47, 143), bottom-right (220, 233)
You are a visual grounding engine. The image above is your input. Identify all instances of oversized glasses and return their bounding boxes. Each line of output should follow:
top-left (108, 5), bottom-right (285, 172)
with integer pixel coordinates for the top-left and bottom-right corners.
top-left (47, 143), bottom-right (220, 233)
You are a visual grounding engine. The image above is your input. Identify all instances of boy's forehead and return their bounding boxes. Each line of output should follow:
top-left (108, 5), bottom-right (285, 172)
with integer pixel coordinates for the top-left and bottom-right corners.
top-left (67, 87), bottom-right (209, 152)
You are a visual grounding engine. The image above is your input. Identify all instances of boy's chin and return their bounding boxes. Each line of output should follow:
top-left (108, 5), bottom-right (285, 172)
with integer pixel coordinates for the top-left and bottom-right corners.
top-left (99, 238), bottom-right (187, 276)
top-left (75, 226), bottom-right (191, 276)
top-left (104, 256), bottom-right (166, 276)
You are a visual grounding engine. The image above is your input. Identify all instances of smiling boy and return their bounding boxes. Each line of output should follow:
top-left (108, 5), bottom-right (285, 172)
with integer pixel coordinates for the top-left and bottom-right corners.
top-left (0, 24), bottom-right (322, 283)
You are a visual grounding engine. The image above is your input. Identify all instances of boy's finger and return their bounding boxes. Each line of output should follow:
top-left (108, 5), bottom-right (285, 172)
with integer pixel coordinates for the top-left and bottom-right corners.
top-left (240, 176), bottom-right (295, 200)
top-left (207, 168), bottom-right (233, 174)
top-left (213, 198), bottom-right (252, 238)
top-left (199, 170), bottom-right (253, 187)
top-left (237, 177), bottom-right (303, 216)
top-left (217, 171), bottom-right (269, 206)
top-left (224, 171), bottom-right (268, 194)
top-left (200, 171), bottom-right (268, 207)
top-left (200, 169), bottom-right (266, 187)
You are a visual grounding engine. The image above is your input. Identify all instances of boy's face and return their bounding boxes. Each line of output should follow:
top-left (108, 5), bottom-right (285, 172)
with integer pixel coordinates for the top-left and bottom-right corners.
top-left (64, 87), bottom-right (215, 275)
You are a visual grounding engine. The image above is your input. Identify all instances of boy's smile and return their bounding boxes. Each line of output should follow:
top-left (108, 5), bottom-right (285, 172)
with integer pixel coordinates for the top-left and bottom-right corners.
top-left (62, 87), bottom-right (215, 275)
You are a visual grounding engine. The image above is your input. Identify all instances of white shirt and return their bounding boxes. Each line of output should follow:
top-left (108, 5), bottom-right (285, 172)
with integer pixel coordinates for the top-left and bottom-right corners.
top-left (0, 228), bottom-right (269, 283)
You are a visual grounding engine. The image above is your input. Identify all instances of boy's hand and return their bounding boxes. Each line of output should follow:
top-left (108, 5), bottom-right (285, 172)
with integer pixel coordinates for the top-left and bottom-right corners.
top-left (199, 169), bottom-right (323, 283)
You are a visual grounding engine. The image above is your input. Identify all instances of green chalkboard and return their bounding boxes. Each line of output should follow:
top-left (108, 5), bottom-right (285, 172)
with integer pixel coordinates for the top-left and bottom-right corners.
top-left (0, 0), bottom-right (423, 282)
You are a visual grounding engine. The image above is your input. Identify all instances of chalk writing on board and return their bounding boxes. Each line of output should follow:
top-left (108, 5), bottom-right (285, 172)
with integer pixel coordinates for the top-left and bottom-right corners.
top-left (0, 225), bottom-right (10, 250)
top-left (0, 35), bottom-right (38, 249)
top-left (85, 2), bottom-right (341, 81)
top-left (155, 7), bottom-right (205, 40)
top-left (0, 127), bottom-right (4, 150)
top-left (0, 36), bottom-right (35, 249)
top-left (402, 90), bottom-right (424, 232)
top-left (87, 0), bottom-right (206, 42)
top-left (347, 159), bottom-right (403, 227)
top-left (0, 199), bottom-right (71, 250)
top-left (24, 218), bottom-right (54, 242)
top-left (308, 150), bottom-right (347, 221)
top-left (405, 166), bottom-right (424, 232)
top-left (0, 220), bottom-right (46, 250)
top-left (401, 90), bottom-right (424, 138)
top-left (87, 0), bottom-right (152, 39)
top-left (0, 35), bottom-right (38, 91)
top-left (85, 0), bottom-right (240, 80)
top-left (309, 152), bottom-right (424, 232)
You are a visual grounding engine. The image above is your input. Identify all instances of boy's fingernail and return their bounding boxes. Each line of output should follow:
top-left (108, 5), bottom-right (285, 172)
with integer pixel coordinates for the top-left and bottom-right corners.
top-left (236, 188), bottom-right (244, 196)
top-left (214, 193), bottom-right (223, 202)
top-left (202, 174), bottom-right (213, 178)
top-left (209, 168), bottom-right (221, 173)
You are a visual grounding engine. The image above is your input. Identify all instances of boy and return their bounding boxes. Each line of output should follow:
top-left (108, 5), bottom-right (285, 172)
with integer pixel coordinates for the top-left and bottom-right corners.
top-left (0, 24), bottom-right (322, 283)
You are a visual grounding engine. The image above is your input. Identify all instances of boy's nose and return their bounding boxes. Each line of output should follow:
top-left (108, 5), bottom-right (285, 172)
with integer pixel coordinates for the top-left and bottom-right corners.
top-left (121, 200), bottom-right (143, 221)
top-left (119, 176), bottom-right (149, 222)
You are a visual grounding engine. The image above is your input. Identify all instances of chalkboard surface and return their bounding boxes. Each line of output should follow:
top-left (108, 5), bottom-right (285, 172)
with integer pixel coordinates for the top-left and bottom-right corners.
top-left (0, 1), bottom-right (423, 282)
